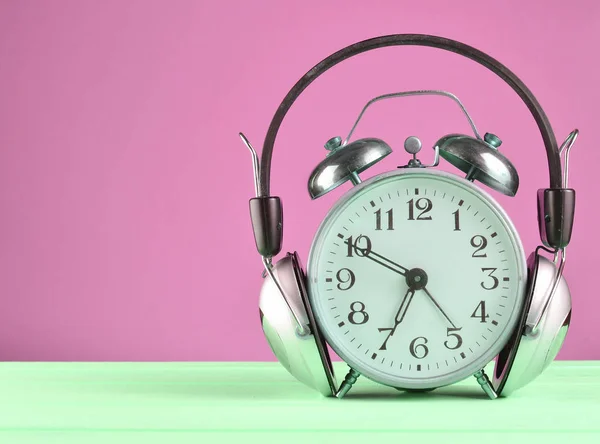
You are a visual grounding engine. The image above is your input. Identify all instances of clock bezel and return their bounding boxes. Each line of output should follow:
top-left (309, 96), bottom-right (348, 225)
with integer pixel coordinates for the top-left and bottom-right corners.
top-left (306, 168), bottom-right (527, 390)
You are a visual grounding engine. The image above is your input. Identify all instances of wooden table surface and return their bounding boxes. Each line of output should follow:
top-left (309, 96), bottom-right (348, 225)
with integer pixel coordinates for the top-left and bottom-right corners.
top-left (0, 361), bottom-right (598, 443)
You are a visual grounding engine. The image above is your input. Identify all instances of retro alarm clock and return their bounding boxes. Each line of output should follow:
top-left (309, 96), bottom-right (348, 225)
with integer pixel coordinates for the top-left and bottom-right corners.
top-left (240, 35), bottom-right (578, 399)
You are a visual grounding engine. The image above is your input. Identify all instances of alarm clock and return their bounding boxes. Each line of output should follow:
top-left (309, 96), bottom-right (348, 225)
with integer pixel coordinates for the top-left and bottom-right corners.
top-left (241, 35), bottom-right (578, 399)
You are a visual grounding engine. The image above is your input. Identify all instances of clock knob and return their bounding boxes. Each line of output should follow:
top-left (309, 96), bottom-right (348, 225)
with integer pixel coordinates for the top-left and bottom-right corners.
top-left (403, 136), bottom-right (425, 168)
top-left (434, 133), bottom-right (519, 196)
top-left (307, 137), bottom-right (392, 199)
top-left (404, 136), bottom-right (422, 155)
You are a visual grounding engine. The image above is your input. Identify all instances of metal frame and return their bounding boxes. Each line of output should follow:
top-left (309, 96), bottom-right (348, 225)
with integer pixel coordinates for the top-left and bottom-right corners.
top-left (527, 129), bottom-right (578, 334)
top-left (240, 132), bottom-right (309, 334)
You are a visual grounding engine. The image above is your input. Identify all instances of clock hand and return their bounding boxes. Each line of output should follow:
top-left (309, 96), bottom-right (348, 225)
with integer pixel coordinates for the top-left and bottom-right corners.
top-left (368, 250), bottom-right (410, 277)
top-left (394, 287), bottom-right (416, 325)
top-left (344, 239), bottom-right (409, 276)
top-left (377, 286), bottom-right (416, 350)
top-left (421, 286), bottom-right (457, 329)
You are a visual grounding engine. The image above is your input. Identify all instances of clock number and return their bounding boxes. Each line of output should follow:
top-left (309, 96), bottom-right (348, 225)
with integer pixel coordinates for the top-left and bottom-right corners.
top-left (377, 328), bottom-right (394, 350)
top-left (407, 198), bottom-right (433, 220)
top-left (335, 268), bottom-right (355, 291)
top-left (348, 301), bottom-right (369, 325)
top-left (470, 235), bottom-right (488, 258)
top-left (444, 327), bottom-right (463, 350)
top-left (471, 301), bottom-right (489, 323)
top-left (453, 209), bottom-right (461, 231)
top-left (481, 267), bottom-right (499, 290)
top-left (375, 208), bottom-right (394, 231)
top-left (346, 235), bottom-right (372, 257)
top-left (409, 336), bottom-right (429, 359)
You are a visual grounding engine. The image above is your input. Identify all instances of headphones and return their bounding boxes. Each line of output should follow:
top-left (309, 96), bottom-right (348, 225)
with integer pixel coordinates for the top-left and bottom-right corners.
top-left (242, 34), bottom-right (577, 398)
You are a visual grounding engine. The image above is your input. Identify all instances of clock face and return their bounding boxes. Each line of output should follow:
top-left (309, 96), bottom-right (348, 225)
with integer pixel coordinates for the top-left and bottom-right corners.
top-left (307, 169), bottom-right (527, 390)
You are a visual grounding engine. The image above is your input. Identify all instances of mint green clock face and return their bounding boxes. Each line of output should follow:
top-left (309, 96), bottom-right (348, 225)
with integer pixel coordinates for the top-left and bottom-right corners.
top-left (307, 169), bottom-right (527, 389)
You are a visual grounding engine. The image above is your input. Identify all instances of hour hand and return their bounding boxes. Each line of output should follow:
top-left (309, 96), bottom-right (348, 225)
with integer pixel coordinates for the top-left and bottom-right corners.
top-left (344, 238), bottom-right (409, 277)
top-left (378, 287), bottom-right (416, 350)
top-left (394, 287), bottom-right (416, 325)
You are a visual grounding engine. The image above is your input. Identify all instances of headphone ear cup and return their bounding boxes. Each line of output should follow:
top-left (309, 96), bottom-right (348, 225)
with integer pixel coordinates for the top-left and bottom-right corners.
top-left (258, 252), bottom-right (336, 396)
top-left (492, 251), bottom-right (571, 396)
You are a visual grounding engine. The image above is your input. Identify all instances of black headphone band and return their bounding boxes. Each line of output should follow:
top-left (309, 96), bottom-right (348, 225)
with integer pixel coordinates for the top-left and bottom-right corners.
top-left (258, 34), bottom-right (562, 197)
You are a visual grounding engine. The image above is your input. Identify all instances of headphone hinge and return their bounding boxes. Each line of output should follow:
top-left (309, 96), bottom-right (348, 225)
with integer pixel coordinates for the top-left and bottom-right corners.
top-left (537, 188), bottom-right (575, 249)
top-left (249, 196), bottom-right (283, 258)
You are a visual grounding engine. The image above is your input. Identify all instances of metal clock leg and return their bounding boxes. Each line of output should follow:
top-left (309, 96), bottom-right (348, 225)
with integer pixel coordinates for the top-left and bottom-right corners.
top-left (474, 369), bottom-right (498, 399)
top-left (336, 368), bottom-right (361, 398)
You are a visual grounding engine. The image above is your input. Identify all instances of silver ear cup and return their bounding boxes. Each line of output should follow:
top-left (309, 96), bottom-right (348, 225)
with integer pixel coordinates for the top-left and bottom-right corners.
top-left (493, 253), bottom-right (571, 396)
top-left (258, 253), bottom-right (336, 396)
top-left (260, 309), bottom-right (291, 372)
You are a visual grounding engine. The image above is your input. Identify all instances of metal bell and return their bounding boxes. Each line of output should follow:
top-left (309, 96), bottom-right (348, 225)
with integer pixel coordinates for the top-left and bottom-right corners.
top-left (308, 136), bottom-right (392, 199)
top-left (435, 133), bottom-right (519, 196)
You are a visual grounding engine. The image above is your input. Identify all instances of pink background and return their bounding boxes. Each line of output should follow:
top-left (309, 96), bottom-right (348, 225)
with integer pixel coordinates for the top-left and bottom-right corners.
top-left (0, 0), bottom-right (598, 361)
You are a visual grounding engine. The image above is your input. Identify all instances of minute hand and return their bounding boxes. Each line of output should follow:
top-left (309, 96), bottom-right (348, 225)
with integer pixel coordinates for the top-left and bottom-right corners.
top-left (422, 286), bottom-right (457, 328)
top-left (344, 240), bottom-right (409, 276)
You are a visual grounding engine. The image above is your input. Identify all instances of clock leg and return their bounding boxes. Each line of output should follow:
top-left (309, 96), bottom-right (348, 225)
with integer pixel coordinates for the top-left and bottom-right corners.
top-left (336, 368), bottom-right (361, 398)
top-left (474, 369), bottom-right (498, 399)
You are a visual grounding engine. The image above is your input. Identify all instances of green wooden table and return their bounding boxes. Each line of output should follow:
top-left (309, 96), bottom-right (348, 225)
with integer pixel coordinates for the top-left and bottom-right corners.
top-left (0, 361), bottom-right (598, 443)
